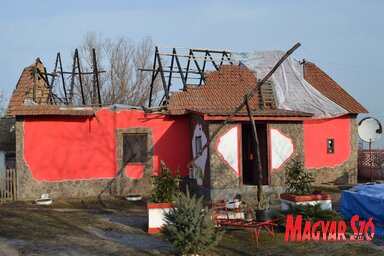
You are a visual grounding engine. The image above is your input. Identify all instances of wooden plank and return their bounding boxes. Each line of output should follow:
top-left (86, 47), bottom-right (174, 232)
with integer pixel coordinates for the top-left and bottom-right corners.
top-left (13, 169), bottom-right (16, 200)
top-left (0, 169), bottom-right (16, 203)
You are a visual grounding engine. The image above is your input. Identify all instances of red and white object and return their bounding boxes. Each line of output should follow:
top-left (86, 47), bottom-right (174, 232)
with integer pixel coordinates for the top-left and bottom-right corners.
top-left (270, 128), bottom-right (295, 170)
top-left (217, 126), bottom-right (240, 175)
top-left (147, 202), bottom-right (174, 233)
top-left (280, 193), bottom-right (332, 210)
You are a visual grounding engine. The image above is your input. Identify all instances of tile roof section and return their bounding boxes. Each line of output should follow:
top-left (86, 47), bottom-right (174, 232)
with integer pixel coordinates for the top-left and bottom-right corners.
top-left (168, 65), bottom-right (264, 115)
top-left (201, 109), bottom-right (313, 117)
top-left (7, 64), bottom-right (35, 116)
top-left (304, 62), bottom-right (368, 114)
top-left (168, 62), bottom-right (367, 117)
top-left (7, 62), bottom-right (94, 117)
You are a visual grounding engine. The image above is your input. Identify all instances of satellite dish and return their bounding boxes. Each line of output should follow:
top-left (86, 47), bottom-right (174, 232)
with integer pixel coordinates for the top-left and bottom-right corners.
top-left (358, 117), bottom-right (382, 143)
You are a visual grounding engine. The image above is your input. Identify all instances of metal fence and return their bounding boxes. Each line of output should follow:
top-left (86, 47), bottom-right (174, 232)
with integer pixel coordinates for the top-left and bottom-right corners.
top-left (0, 168), bottom-right (17, 202)
top-left (358, 150), bottom-right (384, 180)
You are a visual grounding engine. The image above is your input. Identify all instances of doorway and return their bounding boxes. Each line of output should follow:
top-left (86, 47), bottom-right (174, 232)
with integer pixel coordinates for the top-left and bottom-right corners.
top-left (241, 123), bottom-right (269, 185)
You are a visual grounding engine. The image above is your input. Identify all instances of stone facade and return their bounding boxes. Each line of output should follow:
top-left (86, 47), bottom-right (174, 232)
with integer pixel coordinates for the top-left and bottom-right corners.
top-left (208, 122), bottom-right (240, 190)
top-left (307, 116), bottom-right (358, 184)
top-left (16, 113), bottom-right (358, 201)
top-left (189, 117), bottom-right (359, 201)
top-left (15, 118), bottom-right (154, 200)
top-left (268, 121), bottom-right (304, 187)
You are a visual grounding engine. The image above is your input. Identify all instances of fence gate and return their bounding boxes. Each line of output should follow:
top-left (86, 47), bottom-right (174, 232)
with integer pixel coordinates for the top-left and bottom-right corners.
top-left (0, 168), bottom-right (17, 202)
top-left (358, 150), bottom-right (384, 180)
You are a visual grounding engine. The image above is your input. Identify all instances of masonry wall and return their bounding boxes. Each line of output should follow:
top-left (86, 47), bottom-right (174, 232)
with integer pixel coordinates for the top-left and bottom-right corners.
top-left (190, 116), bottom-right (358, 201)
top-left (304, 115), bottom-right (358, 184)
top-left (268, 121), bottom-right (305, 187)
top-left (268, 116), bottom-right (358, 187)
top-left (16, 109), bottom-right (191, 199)
top-left (208, 122), bottom-right (240, 190)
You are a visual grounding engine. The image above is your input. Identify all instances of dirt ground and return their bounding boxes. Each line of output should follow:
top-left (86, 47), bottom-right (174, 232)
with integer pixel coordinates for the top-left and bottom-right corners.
top-left (0, 197), bottom-right (178, 256)
top-left (0, 188), bottom-right (384, 256)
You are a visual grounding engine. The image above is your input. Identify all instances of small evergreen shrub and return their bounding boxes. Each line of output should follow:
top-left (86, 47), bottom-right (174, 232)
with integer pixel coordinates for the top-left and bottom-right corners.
top-left (287, 204), bottom-right (344, 229)
top-left (151, 161), bottom-right (180, 203)
top-left (285, 159), bottom-right (315, 195)
top-left (162, 189), bottom-right (224, 255)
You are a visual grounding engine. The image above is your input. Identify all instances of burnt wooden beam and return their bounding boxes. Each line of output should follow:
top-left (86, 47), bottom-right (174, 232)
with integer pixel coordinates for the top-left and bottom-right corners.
top-left (92, 48), bottom-right (102, 107)
top-left (206, 51), bottom-right (219, 70)
top-left (223, 51), bottom-right (234, 65)
top-left (198, 51), bottom-right (209, 86)
top-left (174, 48), bottom-right (187, 89)
top-left (75, 49), bottom-right (86, 105)
top-left (155, 46), bottom-right (169, 100)
top-left (148, 49), bottom-right (158, 107)
top-left (245, 96), bottom-right (263, 202)
top-left (190, 50), bottom-right (205, 85)
top-left (184, 50), bottom-right (192, 87)
top-left (167, 49), bottom-right (175, 93)
top-left (57, 53), bottom-right (68, 104)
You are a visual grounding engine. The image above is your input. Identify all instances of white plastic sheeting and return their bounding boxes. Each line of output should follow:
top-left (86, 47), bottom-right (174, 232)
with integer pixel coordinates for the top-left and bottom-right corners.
top-left (233, 51), bottom-right (348, 118)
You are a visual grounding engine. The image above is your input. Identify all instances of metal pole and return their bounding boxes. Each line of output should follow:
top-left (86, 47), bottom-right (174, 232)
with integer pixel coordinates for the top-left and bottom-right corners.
top-left (370, 139), bottom-right (373, 182)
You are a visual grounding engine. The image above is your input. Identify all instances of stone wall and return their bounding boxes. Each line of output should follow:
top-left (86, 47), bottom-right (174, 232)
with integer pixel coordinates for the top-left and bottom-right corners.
top-left (307, 116), bottom-right (358, 184)
top-left (188, 116), bottom-right (358, 201)
top-left (208, 122), bottom-right (240, 190)
top-left (15, 117), bottom-right (154, 200)
top-left (268, 121), bottom-right (304, 187)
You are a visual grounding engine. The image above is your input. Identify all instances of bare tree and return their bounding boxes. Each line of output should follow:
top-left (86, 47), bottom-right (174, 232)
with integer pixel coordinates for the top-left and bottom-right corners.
top-left (73, 32), bottom-right (160, 106)
top-left (0, 89), bottom-right (7, 116)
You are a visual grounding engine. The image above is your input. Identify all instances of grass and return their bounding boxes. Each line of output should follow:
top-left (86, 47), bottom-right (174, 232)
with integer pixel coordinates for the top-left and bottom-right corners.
top-left (213, 229), bottom-right (384, 256)
top-left (1, 196), bottom-right (384, 255)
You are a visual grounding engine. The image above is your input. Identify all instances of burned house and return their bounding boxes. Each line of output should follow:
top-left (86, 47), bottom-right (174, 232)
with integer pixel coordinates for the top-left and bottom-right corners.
top-left (7, 47), bottom-right (367, 200)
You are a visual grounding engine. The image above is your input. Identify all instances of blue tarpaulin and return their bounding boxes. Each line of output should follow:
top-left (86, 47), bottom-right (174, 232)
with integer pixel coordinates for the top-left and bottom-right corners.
top-left (340, 183), bottom-right (384, 235)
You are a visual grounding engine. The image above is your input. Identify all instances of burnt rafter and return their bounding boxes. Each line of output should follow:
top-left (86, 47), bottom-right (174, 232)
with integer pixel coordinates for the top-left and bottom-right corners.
top-left (39, 49), bottom-right (105, 107)
top-left (139, 46), bottom-right (241, 107)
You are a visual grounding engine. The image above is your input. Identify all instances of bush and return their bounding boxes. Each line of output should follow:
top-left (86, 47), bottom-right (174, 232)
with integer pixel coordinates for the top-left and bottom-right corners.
top-left (285, 159), bottom-right (315, 195)
top-left (162, 189), bottom-right (224, 255)
top-left (151, 161), bottom-right (180, 203)
top-left (287, 204), bottom-right (344, 225)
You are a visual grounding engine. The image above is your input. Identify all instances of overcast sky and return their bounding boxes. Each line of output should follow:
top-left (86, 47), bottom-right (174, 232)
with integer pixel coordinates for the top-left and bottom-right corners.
top-left (1, 0), bottom-right (383, 147)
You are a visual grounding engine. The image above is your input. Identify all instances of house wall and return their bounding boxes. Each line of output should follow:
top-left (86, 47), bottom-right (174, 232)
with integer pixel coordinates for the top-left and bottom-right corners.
top-left (208, 122), bottom-right (241, 190)
top-left (304, 115), bottom-right (358, 184)
top-left (16, 109), bottom-right (191, 199)
top-left (190, 116), bottom-right (358, 201)
top-left (268, 121), bottom-right (305, 187)
top-left (188, 114), bottom-right (209, 186)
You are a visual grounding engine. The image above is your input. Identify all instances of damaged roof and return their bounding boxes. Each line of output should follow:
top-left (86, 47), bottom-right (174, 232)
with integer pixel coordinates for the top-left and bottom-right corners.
top-left (168, 65), bottom-right (264, 115)
top-left (303, 62), bottom-right (368, 114)
top-left (7, 61), bottom-right (94, 117)
top-left (168, 62), bottom-right (367, 117)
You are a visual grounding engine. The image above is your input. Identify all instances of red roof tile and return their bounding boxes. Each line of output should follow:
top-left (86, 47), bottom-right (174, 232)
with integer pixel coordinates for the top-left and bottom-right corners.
top-left (304, 62), bottom-right (368, 114)
top-left (7, 62), bottom-right (94, 117)
top-left (168, 65), bottom-right (265, 115)
top-left (168, 63), bottom-right (367, 117)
